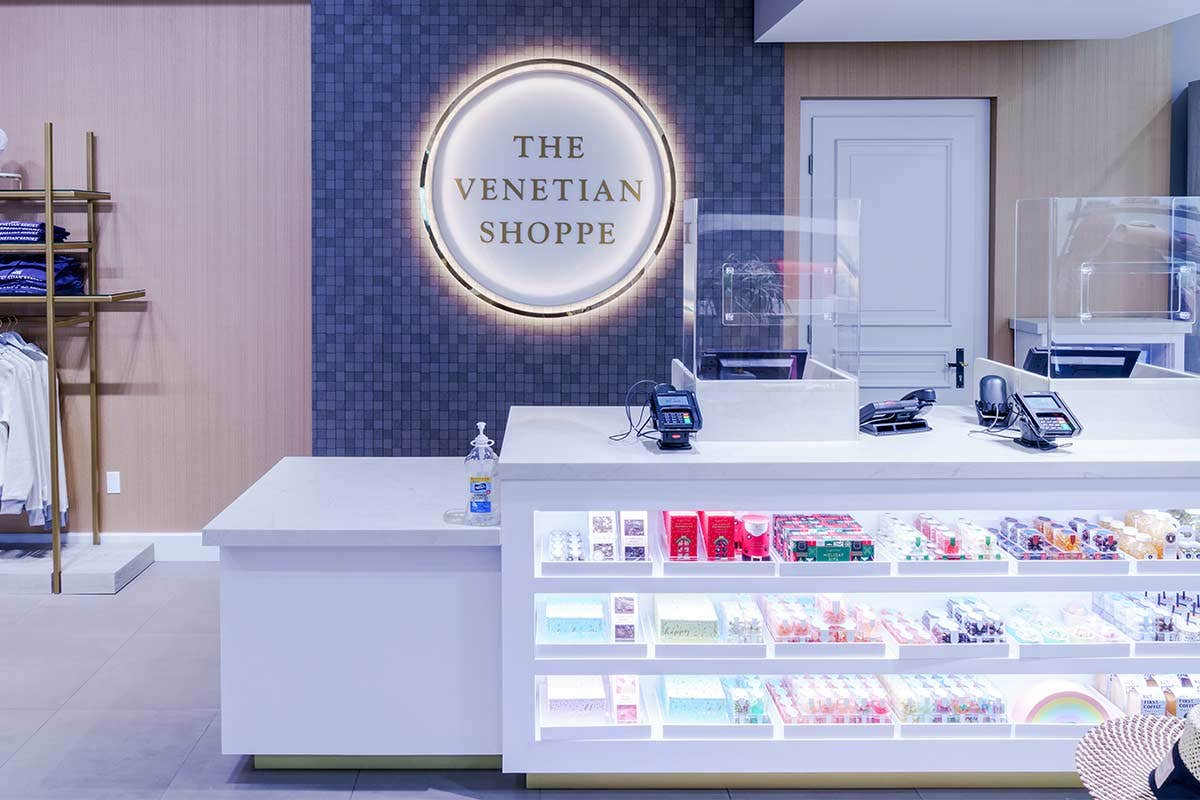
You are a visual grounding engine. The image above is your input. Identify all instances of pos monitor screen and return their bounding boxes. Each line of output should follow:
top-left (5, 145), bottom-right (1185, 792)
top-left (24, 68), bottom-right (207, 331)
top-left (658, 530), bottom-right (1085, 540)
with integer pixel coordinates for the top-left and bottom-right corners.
top-left (1021, 347), bottom-right (1140, 379)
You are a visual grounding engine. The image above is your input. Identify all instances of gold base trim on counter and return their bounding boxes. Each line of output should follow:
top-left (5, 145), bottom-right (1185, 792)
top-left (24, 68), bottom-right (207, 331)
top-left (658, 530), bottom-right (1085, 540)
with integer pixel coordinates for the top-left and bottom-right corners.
top-left (525, 772), bottom-right (1083, 790)
top-left (254, 755), bottom-right (501, 770)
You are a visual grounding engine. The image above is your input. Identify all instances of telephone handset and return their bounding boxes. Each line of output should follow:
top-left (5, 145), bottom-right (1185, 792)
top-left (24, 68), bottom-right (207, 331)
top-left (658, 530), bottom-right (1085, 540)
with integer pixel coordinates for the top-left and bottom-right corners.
top-left (858, 388), bottom-right (937, 436)
top-left (649, 385), bottom-right (703, 450)
top-left (1011, 391), bottom-right (1082, 450)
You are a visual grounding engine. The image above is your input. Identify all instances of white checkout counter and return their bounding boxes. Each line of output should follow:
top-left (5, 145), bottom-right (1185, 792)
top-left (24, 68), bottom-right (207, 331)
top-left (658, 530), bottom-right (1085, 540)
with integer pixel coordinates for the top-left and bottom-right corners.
top-left (203, 457), bottom-right (501, 760)
top-left (206, 407), bottom-right (1200, 785)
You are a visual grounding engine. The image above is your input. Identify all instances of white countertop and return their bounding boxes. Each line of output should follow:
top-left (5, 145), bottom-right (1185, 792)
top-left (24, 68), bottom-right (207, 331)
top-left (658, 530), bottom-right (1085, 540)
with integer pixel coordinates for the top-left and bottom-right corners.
top-left (1010, 317), bottom-right (1195, 334)
top-left (202, 457), bottom-right (500, 547)
top-left (500, 404), bottom-right (1200, 482)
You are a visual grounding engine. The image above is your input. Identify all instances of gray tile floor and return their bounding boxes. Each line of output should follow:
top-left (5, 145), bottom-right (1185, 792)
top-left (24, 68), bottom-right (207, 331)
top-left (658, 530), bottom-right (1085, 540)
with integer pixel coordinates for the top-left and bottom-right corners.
top-left (0, 563), bottom-right (1094, 799)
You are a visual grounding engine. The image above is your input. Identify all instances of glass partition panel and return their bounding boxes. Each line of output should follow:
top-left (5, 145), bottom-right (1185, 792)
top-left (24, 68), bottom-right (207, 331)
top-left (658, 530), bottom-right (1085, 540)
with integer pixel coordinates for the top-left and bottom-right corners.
top-left (682, 198), bottom-right (861, 381)
top-left (1013, 197), bottom-right (1200, 378)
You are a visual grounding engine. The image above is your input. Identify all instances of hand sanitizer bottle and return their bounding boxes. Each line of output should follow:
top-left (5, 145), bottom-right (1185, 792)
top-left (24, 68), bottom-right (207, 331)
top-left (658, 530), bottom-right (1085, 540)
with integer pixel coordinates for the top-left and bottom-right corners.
top-left (464, 421), bottom-right (499, 526)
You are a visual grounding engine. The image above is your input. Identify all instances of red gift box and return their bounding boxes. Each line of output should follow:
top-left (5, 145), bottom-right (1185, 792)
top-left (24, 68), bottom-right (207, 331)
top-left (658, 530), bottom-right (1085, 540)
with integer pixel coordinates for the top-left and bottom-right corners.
top-left (699, 511), bottom-right (737, 561)
top-left (663, 511), bottom-right (699, 561)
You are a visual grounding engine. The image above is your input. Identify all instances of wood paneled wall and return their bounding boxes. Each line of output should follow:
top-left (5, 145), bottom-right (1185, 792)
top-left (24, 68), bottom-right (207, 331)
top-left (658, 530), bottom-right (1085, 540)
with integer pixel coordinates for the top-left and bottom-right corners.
top-left (0, 1), bottom-right (311, 532)
top-left (784, 29), bottom-right (1173, 360)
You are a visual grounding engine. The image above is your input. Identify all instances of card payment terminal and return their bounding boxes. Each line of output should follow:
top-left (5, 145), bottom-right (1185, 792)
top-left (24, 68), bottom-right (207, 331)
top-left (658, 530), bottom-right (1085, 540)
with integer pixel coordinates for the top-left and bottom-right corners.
top-left (649, 385), bottom-right (703, 450)
top-left (1011, 391), bottom-right (1082, 450)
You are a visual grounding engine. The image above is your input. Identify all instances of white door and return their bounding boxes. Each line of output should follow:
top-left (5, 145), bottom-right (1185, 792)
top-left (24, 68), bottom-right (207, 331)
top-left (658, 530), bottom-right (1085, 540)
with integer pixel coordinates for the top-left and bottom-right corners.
top-left (802, 99), bottom-right (990, 405)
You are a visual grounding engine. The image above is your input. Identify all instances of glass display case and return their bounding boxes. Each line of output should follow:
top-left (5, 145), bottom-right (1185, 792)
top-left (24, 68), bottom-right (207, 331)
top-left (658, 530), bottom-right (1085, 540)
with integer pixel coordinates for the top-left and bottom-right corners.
top-left (1012, 197), bottom-right (1200, 378)
top-left (676, 198), bottom-right (862, 441)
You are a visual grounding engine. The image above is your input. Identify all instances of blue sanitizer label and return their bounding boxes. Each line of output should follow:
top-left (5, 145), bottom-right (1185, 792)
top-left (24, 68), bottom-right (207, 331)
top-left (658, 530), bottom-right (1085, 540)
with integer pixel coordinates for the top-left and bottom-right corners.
top-left (469, 477), bottom-right (492, 513)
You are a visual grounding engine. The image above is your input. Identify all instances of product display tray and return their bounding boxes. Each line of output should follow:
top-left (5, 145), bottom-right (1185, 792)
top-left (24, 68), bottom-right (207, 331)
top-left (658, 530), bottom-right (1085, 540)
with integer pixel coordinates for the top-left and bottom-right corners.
top-left (781, 722), bottom-right (896, 740)
top-left (1132, 640), bottom-right (1200, 657)
top-left (538, 718), bottom-right (652, 741)
top-left (535, 640), bottom-right (650, 659)
top-left (1010, 558), bottom-right (1131, 576)
top-left (536, 679), bottom-right (653, 741)
top-left (659, 721), bottom-right (774, 740)
top-left (1013, 722), bottom-right (1097, 740)
top-left (659, 556), bottom-right (775, 577)
top-left (888, 639), bottom-right (1011, 660)
top-left (539, 558), bottom-right (654, 577)
top-left (770, 639), bottom-right (888, 659)
top-left (772, 552), bottom-right (891, 577)
top-left (1132, 558), bottom-right (1200, 575)
top-left (893, 558), bottom-right (1010, 576)
top-left (899, 722), bottom-right (1011, 739)
top-left (1013, 641), bottom-right (1130, 659)
top-left (653, 640), bottom-right (768, 659)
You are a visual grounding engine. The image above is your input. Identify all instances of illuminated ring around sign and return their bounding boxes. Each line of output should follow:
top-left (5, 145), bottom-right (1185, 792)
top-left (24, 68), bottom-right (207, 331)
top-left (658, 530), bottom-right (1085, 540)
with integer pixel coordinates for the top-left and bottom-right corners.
top-left (420, 58), bottom-right (676, 317)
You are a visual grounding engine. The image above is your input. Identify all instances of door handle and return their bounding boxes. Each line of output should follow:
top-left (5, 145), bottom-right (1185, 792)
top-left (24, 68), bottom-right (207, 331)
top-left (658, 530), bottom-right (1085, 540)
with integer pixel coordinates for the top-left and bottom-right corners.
top-left (947, 347), bottom-right (966, 389)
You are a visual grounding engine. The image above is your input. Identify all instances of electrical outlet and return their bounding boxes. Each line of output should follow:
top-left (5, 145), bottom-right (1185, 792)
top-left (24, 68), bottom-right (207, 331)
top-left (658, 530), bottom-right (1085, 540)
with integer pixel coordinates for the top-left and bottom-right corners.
top-left (106, 471), bottom-right (121, 494)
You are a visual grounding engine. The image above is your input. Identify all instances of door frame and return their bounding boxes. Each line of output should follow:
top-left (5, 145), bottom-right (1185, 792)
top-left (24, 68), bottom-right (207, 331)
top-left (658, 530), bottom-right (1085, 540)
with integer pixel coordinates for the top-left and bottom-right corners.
top-left (798, 97), bottom-right (996, 371)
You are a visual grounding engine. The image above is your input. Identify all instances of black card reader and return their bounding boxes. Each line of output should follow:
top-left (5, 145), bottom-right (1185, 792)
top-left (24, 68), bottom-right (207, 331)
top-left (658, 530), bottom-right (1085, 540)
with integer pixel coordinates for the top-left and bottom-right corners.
top-left (1011, 391), bottom-right (1082, 450)
top-left (649, 385), bottom-right (703, 450)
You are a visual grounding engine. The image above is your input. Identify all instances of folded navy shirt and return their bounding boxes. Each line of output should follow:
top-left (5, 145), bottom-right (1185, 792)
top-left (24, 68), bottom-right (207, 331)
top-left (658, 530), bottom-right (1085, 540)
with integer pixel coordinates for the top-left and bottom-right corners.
top-left (0, 221), bottom-right (70, 244)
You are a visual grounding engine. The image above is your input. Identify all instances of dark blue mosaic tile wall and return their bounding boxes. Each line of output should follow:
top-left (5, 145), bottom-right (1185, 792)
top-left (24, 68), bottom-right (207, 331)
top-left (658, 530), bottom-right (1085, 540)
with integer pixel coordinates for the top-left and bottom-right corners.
top-left (313, 0), bottom-right (783, 455)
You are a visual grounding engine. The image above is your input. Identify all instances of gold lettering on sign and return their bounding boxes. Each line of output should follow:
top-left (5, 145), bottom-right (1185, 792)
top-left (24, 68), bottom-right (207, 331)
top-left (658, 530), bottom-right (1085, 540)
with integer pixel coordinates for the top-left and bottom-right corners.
top-left (452, 134), bottom-right (645, 247)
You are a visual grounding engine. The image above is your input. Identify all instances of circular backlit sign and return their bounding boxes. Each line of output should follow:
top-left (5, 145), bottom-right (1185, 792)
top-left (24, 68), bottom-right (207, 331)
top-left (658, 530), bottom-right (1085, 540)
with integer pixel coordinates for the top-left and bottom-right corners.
top-left (420, 58), bottom-right (675, 317)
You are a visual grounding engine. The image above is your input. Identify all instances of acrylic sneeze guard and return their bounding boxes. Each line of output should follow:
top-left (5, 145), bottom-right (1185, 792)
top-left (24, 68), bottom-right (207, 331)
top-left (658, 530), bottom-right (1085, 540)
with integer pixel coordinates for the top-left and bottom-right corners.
top-left (673, 198), bottom-right (862, 442)
top-left (1010, 196), bottom-right (1200, 439)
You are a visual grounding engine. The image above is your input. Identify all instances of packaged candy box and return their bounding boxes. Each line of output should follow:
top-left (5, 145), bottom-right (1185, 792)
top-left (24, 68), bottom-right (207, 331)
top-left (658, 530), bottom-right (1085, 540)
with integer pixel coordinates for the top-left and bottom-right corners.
top-left (767, 674), bottom-right (892, 725)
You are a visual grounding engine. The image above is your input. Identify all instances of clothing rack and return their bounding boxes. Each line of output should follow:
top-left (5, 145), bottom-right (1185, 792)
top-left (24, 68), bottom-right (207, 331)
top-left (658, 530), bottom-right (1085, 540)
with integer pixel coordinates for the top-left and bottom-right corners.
top-left (0, 123), bottom-right (146, 593)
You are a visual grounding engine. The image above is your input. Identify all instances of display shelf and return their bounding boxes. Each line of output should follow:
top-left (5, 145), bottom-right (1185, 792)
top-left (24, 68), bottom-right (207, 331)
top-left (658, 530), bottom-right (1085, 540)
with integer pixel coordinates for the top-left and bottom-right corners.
top-left (0, 189), bottom-right (110, 201)
top-left (1013, 723), bottom-right (1096, 741)
top-left (898, 722), bottom-right (1012, 739)
top-left (502, 414), bottom-right (1200, 777)
top-left (781, 722), bottom-right (895, 740)
top-left (538, 559), bottom-right (654, 578)
top-left (531, 569), bottom-right (1188, 595)
top-left (531, 652), bottom-right (1200, 676)
top-left (1132, 559), bottom-right (1200, 575)
top-left (535, 640), bottom-right (650, 659)
top-left (505, 735), bottom-right (1080, 774)
top-left (660, 721), bottom-right (775, 740)
top-left (0, 124), bottom-right (150, 593)
top-left (0, 290), bottom-right (146, 305)
top-left (893, 558), bottom-right (1011, 576)
top-left (538, 719), bottom-right (652, 742)
top-left (888, 640), bottom-right (1011, 661)
top-left (1011, 557), bottom-right (1131, 576)
top-left (659, 556), bottom-right (775, 577)
top-left (769, 639), bottom-right (888, 659)
top-left (773, 548), bottom-right (890, 577)
top-left (1014, 641), bottom-right (1130, 660)
top-left (0, 241), bottom-right (95, 253)
top-left (536, 678), bottom-right (653, 742)
top-left (652, 640), bottom-right (768, 659)
top-left (1131, 640), bottom-right (1200, 657)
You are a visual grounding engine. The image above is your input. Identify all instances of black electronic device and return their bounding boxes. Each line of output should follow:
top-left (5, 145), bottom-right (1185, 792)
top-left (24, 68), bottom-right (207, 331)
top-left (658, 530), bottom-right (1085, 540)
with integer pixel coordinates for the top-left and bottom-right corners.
top-left (1022, 346), bottom-right (1140, 379)
top-left (975, 374), bottom-right (1012, 427)
top-left (859, 388), bottom-right (937, 436)
top-left (648, 384), bottom-right (703, 450)
top-left (1011, 391), bottom-right (1082, 450)
top-left (698, 350), bottom-right (808, 381)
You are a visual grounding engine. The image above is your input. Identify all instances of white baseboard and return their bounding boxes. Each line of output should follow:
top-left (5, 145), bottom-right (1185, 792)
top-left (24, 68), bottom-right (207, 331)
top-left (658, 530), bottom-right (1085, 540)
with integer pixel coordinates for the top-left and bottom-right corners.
top-left (1, 531), bottom-right (215, 561)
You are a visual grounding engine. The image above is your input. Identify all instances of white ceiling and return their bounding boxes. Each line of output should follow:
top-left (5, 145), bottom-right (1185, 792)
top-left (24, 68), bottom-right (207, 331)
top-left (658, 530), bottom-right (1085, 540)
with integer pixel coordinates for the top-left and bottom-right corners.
top-left (756, 0), bottom-right (1200, 42)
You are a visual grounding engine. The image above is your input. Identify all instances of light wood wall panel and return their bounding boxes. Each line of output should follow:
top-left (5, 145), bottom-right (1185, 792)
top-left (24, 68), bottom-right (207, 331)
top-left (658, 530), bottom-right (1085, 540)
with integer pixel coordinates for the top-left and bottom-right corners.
top-left (0, 1), bottom-right (311, 532)
top-left (784, 30), bottom-right (1172, 361)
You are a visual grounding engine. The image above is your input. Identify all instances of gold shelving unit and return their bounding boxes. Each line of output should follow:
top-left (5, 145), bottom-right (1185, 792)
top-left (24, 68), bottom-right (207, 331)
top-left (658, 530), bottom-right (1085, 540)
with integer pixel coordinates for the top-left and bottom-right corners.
top-left (0, 123), bottom-right (147, 593)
